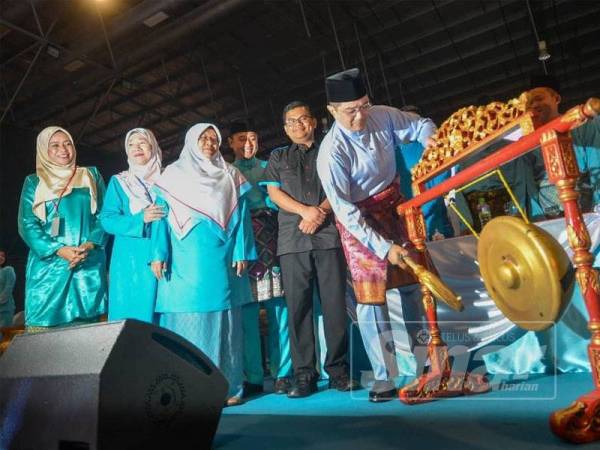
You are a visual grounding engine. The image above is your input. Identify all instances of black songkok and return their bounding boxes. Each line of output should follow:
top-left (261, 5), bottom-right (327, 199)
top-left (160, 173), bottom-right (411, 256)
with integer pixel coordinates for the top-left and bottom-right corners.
top-left (325, 68), bottom-right (367, 103)
top-left (530, 74), bottom-right (561, 94)
top-left (229, 119), bottom-right (255, 136)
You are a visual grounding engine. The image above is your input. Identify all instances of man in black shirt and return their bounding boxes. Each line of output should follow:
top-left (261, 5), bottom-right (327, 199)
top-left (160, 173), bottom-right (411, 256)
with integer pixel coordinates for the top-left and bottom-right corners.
top-left (262, 100), bottom-right (357, 398)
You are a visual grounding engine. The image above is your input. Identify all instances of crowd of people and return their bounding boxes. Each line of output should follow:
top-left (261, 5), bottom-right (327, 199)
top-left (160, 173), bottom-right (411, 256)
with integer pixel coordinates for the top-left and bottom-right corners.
top-left (8, 68), bottom-right (600, 406)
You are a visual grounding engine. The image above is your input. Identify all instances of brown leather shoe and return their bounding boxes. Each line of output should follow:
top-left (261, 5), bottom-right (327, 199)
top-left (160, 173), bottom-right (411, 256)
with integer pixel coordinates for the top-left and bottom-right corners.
top-left (287, 375), bottom-right (318, 398)
top-left (328, 374), bottom-right (361, 391)
top-left (274, 377), bottom-right (291, 395)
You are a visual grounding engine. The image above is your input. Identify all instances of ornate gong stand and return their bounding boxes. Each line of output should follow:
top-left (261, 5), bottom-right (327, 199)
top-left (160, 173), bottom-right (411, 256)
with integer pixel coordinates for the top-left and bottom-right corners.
top-left (396, 96), bottom-right (600, 443)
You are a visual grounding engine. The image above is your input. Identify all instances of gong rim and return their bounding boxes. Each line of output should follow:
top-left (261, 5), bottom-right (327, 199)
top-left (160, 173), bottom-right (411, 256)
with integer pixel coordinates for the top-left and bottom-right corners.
top-left (477, 216), bottom-right (572, 331)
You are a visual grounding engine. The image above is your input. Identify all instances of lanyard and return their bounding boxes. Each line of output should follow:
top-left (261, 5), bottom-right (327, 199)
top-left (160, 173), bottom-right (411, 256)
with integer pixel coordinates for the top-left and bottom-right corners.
top-left (134, 175), bottom-right (154, 203)
top-left (51, 166), bottom-right (78, 214)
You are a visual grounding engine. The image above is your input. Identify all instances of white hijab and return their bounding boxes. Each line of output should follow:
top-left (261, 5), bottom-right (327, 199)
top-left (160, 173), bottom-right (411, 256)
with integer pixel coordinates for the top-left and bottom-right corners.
top-left (116, 128), bottom-right (163, 214)
top-left (33, 126), bottom-right (97, 221)
top-left (155, 123), bottom-right (249, 239)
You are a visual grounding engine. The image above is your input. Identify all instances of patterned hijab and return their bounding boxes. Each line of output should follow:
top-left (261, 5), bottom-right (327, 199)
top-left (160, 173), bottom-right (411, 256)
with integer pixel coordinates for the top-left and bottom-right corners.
top-left (155, 123), bottom-right (249, 239)
top-left (116, 128), bottom-right (163, 214)
top-left (33, 126), bottom-right (97, 221)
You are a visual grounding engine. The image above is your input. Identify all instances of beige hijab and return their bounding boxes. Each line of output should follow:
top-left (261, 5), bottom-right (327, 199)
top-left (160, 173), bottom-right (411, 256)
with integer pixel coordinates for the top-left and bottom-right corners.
top-left (116, 128), bottom-right (163, 214)
top-left (33, 126), bottom-right (98, 221)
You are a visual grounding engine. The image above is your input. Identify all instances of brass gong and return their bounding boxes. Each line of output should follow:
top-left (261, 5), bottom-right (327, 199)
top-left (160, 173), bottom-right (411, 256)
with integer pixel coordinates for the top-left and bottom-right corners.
top-left (478, 216), bottom-right (575, 331)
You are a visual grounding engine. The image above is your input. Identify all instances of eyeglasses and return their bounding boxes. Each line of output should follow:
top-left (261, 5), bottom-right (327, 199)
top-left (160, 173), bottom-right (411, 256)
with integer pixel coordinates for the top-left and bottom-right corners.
top-left (337, 102), bottom-right (372, 117)
top-left (284, 115), bottom-right (313, 127)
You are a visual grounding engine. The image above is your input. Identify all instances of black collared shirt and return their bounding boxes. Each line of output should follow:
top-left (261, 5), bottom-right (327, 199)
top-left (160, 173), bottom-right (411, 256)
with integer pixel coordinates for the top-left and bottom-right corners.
top-left (263, 142), bottom-right (341, 255)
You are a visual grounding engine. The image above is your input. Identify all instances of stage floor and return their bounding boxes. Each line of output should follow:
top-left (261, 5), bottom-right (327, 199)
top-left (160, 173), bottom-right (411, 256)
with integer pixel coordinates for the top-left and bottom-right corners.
top-left (216, 373), bottom-right (596, 449)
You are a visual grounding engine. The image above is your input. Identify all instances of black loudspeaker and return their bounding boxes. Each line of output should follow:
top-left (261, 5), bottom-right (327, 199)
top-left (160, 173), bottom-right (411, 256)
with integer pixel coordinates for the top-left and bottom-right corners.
top-left (0, 320), bottom-right (229, 450)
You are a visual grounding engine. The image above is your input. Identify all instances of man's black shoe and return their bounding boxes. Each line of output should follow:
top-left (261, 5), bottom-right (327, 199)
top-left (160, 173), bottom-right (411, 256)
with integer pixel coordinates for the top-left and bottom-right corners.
top-left (328, 374), bottom-right (361, 391)
top-left (287, 376), bottom-right (318, 398)
top-left (243, 382), bottom-right (264, 397)
top-left (274, 377), bottom-right (291, 395)
top-left (368, 380), bottom-right (397, 402)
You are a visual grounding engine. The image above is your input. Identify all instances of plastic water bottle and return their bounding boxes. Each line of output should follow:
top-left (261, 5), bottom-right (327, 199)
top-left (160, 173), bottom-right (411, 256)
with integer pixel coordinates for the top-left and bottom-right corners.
top-left (272, 266), bottom-right (283, 297)
top-left (477, 197), bottom-right (492, 228)
top-left (259, 271), bottom-right (271, 302)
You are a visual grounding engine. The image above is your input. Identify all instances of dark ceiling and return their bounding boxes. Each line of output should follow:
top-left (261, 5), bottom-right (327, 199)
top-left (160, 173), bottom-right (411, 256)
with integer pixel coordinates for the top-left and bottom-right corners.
top-left (1, 0), bottom-right (599, 161)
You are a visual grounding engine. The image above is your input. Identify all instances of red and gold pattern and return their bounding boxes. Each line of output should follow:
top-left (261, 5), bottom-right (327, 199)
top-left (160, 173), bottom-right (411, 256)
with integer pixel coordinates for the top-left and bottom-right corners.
top-left (576, 268), bottom-right (600, 298)
top-left (568, 224), bottom-right (592, 251)
top-left (411, 95), bottom-right (530, 182)
top-left (397, 97), bottom-right (600, 444)
top-left (550, 395), bottom-right (600, 444)
top-left (561, 98), bottom-right (600, 129)
top-left (540, 130), bottom-right (580, 182)
top-left (404, 207), bottom-right (427, 243)
top-left (541, 127), bottom-right (600, 443)
top-left (399, 344), bottom-right (490, 404)
top-left (400, 207), bottom-right (484, 402)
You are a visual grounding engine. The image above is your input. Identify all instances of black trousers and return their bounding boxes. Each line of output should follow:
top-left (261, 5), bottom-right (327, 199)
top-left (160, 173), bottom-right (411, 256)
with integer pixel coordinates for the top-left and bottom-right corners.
top-left (279, 248), bottom-right (348, 379)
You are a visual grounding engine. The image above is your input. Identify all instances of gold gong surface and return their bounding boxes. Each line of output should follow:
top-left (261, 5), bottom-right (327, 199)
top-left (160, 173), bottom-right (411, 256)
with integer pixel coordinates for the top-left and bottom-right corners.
top-left (478, 216), bottom-right (574, 331)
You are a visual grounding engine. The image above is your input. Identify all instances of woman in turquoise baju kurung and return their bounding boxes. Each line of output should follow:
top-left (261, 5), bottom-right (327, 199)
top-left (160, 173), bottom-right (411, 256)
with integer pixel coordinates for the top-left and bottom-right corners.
top-left (17, 126), bottom-right (107, 329)
top-left (151, 123), bottom-right (257, 406)
top-left (100, 128), bottom-right (164, 323)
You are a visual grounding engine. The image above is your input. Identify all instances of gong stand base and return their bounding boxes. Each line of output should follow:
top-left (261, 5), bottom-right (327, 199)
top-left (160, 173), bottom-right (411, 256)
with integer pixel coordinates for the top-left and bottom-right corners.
top-left (550, 390), bottom-right (600, 444)
top-left (398, 343), bottom-right (491, 405)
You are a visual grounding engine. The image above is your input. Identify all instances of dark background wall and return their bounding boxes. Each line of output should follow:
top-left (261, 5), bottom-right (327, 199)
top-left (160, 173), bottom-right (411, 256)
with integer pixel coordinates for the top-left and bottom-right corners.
top-left (0, 124), bottom-right (123, 312)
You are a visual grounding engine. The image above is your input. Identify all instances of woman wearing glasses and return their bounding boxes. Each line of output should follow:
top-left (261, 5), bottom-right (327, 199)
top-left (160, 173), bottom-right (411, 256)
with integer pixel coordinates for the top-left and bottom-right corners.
top-left (100, 128), bottom-right (164, 323)
top-left (150, 123), bottom-right (257, 406)
top-left (18, 126), bottom-right (107, 331)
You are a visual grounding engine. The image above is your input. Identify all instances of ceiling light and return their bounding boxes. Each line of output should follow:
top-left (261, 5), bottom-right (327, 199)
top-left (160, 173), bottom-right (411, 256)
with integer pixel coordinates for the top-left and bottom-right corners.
top-left (538, 40), bottom-right (551, 61)
top-left (143, 11), bottom-right (169, 28)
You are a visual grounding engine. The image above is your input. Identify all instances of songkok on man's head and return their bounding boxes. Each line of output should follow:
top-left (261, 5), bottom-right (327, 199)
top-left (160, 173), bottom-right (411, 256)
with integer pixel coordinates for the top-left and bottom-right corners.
top-left (229, 119), bottom-right (255, 136)
top-left (530, 74), bottom-right (561, 94)
top-left (326, 68), bottom-right (367, 103)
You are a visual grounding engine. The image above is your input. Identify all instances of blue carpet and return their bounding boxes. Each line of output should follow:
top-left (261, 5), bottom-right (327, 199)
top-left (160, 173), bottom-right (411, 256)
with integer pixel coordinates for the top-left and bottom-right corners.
top-left (215, 373), bottom-right (598, 449)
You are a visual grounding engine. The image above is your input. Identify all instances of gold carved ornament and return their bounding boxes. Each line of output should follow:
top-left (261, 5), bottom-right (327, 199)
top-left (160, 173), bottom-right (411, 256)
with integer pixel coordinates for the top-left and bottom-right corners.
top-left (411, 94), bottom-right (528, 181)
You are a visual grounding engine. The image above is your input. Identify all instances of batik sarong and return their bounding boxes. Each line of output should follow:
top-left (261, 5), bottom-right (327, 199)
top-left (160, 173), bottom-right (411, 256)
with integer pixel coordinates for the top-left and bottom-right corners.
top-left (336, 182), bottom-right (425, 305)
top-left (249, 209), bottom-right (284, 301)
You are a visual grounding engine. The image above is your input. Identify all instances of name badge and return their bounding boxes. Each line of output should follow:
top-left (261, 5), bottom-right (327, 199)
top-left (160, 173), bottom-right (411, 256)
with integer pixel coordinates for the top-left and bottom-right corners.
top-left (50, 216), bottom-right (62, 237)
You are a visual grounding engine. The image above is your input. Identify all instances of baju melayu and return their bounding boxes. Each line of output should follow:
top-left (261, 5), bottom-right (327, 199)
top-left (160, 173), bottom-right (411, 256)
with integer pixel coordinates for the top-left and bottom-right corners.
top-left (100, 128), bottom-right (162, 324)
top-left (151, 123), bottom-right (257, 400)
top-left (535, 116), bottom-right (600, 214)
top-left (317, 105), bottom-right (437, 389)
top-left (262, 142), bottom-right (349, 382)
top-left (233, 157), bottom-right (292, 383)
top-left (0, 266), bottom-right (16, 327)
top-left (18, 166), bottom-right (107, 328)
